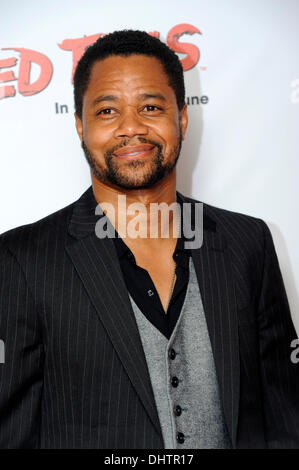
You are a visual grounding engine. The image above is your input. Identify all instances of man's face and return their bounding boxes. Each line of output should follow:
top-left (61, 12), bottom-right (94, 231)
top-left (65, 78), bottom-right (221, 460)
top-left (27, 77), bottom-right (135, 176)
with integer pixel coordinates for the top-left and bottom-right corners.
top-left (75, 54), bottom-right (188, 190)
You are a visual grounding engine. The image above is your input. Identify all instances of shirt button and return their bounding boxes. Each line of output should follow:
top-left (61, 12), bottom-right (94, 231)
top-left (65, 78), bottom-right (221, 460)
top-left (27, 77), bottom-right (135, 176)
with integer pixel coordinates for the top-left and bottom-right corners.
top-left (177, 432), bottom-right (185, 444)
top-left (174, 405), bottom-right (182, 416)
top-left (168, 348), bottom-right (176, 360)
top-left (147, 289), bottom-right (154, 297)
top-left (171, 376), bottom-right (179, 388)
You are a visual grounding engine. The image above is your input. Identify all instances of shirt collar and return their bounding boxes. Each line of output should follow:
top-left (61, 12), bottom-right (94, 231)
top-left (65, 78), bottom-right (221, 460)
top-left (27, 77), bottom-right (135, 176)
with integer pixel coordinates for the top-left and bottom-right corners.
top-left (113, 195), bottom-right (191, 267)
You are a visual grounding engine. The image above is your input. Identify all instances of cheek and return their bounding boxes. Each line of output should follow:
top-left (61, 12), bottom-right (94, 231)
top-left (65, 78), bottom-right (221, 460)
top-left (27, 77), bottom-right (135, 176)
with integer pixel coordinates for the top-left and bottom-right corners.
top-left (154, 121), bottom-right (180, 153)
top-left (154, 120), bottom-right (180, 141)
top-left (83, 123), bottom-right (114, 152)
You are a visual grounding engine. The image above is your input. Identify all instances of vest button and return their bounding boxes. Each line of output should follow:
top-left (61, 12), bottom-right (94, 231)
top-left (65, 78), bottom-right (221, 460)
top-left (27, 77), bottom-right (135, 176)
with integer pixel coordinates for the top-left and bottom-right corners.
top-left (168, 348), bottom-right (176, 360)
top-left (174, 405), bottom-right (182, 416)
top-left (177, 432), bottom-right (185, 444)
top-left (171, 376), bottom-right (179, 388)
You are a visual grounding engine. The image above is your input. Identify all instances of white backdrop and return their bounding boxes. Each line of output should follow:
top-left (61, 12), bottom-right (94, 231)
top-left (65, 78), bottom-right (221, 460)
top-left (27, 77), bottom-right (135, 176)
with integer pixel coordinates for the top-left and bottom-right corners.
top-left (1, 0), bottom-right (298, 331)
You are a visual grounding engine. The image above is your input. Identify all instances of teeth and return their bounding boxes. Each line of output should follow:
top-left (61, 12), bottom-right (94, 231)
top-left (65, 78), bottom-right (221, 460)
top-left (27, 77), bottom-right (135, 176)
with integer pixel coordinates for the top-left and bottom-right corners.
top-left (125, 152), bottom-right (140, 156)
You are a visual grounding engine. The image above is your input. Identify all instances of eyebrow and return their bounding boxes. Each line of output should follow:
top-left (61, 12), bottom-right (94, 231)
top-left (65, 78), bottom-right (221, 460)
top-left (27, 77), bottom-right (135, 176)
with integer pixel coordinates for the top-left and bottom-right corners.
top-left (138, 93), bottom-right (167, 102)
top-left (92, 95), bottom-right (118, 106)
top-left (92, 93), bottom-right (167, 107)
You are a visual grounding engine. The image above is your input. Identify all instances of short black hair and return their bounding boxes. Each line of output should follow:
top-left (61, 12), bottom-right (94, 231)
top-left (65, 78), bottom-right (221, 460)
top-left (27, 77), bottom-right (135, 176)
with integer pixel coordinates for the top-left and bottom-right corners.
top-left (74, 29), bottom-right (185, 119)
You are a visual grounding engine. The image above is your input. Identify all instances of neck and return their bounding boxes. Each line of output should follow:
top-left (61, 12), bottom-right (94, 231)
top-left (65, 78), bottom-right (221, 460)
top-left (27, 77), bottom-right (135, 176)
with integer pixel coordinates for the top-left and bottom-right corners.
top-left (91, 170), bottom-right (178, 240)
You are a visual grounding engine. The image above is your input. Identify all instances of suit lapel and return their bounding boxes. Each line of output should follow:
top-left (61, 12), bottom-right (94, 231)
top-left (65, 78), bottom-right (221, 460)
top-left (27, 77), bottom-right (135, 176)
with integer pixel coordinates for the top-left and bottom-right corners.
top-left (179, 193), bottom-right (240, 448)
top-left (66, 186), bottom-right (162, 438)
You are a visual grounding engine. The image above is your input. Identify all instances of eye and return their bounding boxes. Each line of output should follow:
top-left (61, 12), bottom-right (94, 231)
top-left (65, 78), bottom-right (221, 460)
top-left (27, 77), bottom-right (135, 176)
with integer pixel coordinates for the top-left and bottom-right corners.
top-left (143, 105), bottom-right (162, 112)
top-left (96, 108), bottom-right (116, 116)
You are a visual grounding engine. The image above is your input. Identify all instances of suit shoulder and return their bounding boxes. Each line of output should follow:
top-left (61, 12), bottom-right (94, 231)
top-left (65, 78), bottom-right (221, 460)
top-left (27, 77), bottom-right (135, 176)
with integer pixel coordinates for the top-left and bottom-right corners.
top-left (183, 193), bottom-right (266, 250)
top-left (207, 201), bottom-right (267, 253)
top-left (204, 201), bottom-right (264, 229)
top-left (184, 193), bottom-right (263, 224)
top-left (0, 199), bottom-right (75, 259)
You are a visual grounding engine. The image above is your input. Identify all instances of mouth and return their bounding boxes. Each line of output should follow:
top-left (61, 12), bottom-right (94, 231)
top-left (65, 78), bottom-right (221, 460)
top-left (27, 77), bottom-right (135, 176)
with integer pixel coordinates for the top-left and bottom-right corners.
top-left (113, 144), bottom-right (155, 160)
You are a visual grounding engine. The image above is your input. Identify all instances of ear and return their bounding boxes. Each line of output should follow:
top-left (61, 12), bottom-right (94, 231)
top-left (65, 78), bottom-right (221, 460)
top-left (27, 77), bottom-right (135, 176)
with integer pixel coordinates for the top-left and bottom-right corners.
top-left (75, 112), bottom-right (83, 141)
top-left (179, 104), bottom-right (188, 141)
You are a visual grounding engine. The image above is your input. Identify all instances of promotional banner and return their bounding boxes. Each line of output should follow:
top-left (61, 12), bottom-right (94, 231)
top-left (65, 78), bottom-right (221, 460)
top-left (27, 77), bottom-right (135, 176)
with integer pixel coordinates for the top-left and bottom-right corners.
top-left (1, 0), bottom-right (298, 329)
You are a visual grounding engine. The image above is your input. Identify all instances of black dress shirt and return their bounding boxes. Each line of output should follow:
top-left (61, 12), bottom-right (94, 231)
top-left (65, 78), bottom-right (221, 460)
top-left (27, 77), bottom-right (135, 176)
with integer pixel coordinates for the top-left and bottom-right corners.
top-left (113, 203), bottom-right (191, 339)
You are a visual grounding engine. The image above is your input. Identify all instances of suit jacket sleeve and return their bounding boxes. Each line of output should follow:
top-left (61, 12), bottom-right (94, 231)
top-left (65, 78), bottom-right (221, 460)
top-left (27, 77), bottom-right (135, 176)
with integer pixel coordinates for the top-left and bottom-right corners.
top-left (0, 239), bottom-right (44, 448)
top-left (257, 221), bottom-right (299, 448)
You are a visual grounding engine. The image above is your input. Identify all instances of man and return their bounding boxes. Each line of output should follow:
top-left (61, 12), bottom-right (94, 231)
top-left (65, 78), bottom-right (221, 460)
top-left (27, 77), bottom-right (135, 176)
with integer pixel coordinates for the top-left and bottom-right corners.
top-left (0, 30), bottom-right (298, 449)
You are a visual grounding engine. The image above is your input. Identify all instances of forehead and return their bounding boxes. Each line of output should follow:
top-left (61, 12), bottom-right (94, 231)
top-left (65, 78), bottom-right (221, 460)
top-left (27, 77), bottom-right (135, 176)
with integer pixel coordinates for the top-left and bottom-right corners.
top-left (85, 54), bottom-right (175, 102)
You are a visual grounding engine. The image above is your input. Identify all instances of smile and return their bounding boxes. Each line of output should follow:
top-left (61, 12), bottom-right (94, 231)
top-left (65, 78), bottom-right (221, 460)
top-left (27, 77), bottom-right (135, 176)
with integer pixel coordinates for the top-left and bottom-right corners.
top-left (113, 145), bottom-right (155, 159)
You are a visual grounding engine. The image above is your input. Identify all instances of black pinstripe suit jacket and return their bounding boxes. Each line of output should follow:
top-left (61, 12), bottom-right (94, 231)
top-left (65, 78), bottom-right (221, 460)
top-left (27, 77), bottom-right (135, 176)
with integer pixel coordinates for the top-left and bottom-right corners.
top-left (0, 186), bottom-right (299, 449)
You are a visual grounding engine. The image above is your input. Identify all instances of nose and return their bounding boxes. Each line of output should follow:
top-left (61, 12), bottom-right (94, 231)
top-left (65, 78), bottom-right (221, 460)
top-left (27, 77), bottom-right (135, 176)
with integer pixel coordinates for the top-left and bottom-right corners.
top-left (114, 108), bottom-right (148, 139)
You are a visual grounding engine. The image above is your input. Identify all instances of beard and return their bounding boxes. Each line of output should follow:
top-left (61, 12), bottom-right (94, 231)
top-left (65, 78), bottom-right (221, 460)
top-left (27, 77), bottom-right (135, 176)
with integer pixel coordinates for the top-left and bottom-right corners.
top-left (81, 130), bottom-right (182, 190)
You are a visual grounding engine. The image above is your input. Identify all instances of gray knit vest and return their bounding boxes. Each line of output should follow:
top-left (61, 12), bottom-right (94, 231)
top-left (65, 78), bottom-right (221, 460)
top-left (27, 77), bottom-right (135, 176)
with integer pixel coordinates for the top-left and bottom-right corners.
top-left (129, 257), bottom-right (232, 449)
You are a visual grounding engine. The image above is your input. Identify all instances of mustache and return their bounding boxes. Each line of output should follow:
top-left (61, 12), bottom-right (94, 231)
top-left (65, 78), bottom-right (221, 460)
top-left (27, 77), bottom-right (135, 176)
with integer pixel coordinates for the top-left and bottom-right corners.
top-left (105, 138), bottom-right (161, 156)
